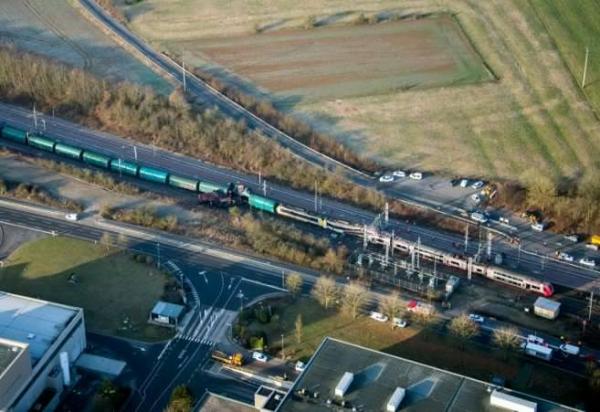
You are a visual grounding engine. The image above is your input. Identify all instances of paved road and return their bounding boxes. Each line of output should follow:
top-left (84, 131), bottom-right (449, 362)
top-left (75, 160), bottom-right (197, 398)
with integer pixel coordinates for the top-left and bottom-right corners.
top-left (1, 103), bottom-right (599, 291)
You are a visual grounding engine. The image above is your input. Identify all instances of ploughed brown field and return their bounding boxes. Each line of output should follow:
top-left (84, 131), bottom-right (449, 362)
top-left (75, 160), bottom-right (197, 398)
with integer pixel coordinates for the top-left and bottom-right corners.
top-left (187, 15), bottom-right (492, 102)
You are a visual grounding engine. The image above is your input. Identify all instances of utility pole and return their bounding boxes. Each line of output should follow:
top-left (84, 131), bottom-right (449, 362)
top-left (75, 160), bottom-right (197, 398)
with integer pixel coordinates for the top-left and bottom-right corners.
top-left (589, 290), bottom-right (595, 322)
top-left (384, 202), bottom-right (389, 225)
top-left (416, 236), bottom-right (421, 269)
top-left (486, 231), bottom-right (492, 260)
top-left (464, 224), bottom-right (469, 253)
top-left (258, 171), bottom-right (262, 185)
top-left (156, 242), bottom-right (160, 268)
top-left (363, 225), bottom-right (368, 250)
top-left (281, 270), bottom-right (285, 288)
top-left (281, 334), bottom-right (285, 360)
top-left (182, 57), bottom-right (187, 92)
top-left (582, 46), bottom-right (590, 88)
top-left (517, 243), bottom-right (522, 267)
top-left (262, 180), bottom-right (267, 196)
top-left (467, 257), bottom-right (473, 281)
top-left (133, 146), bottom-right (138, 162)
top-left (314, 180), bottom-right (318, 212)
top-left (33, 105), bottom-right (38, 129)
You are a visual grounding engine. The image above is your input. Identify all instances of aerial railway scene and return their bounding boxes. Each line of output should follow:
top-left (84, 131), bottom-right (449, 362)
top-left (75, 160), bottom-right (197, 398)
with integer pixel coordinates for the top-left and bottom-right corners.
top-left (0, 1), bottom-right (599, 412)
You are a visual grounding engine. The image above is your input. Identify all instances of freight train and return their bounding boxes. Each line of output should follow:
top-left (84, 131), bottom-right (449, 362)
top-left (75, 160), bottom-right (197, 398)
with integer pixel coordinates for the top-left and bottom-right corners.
top-left (0, 123), bottom-right (554, 297)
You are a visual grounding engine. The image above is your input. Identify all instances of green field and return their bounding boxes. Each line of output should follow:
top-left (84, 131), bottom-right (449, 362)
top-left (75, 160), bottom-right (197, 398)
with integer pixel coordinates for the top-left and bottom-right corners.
top-left (242, 297), bottom-right (585, 406)
top-left (531, 0), bottom-right (600, 115)
top-left (0, 236), bottom-right (173, 341)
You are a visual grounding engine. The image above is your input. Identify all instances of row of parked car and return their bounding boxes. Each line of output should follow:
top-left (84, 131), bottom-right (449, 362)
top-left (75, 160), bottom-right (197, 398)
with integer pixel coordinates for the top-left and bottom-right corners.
top-left (369, 311), bottom-right (408, 328)
top-left (379, 170), bottom-right (423, 183)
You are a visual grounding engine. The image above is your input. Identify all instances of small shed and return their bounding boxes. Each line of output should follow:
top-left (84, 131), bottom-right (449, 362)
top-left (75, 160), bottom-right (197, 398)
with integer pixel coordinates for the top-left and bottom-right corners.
top-left (533, 297), bottom-right (561, 320)
top-left (149, 301), bottom-right (185, 327)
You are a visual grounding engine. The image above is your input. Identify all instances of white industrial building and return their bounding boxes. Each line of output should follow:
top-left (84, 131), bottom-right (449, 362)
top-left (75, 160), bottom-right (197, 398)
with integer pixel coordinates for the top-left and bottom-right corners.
top-left (0, 291), bottom-right (86, 412)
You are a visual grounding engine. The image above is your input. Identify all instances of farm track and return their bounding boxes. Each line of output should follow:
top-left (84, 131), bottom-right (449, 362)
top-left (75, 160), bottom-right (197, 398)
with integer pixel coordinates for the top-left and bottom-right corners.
top-left (23, 0), bottom-right (93, 70)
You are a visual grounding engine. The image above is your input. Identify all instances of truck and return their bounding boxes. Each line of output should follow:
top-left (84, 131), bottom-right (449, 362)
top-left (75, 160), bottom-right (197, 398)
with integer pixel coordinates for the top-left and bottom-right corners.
top-left (590, 235), bottom-right (600, 246)
top-left (211, 350), bottom-right (244, 366)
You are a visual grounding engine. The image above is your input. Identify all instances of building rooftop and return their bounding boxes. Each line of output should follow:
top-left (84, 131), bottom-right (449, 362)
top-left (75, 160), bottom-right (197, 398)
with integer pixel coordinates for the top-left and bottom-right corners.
top-left (0, 292), bottom-right (79, 364)
top-left (198, 392), bottom-right (256, 412)
top-left (0, 339), bottom-right (23, 376)
top-left (151, 301), bottom-right (184, 319)
top-left (278, 337), bottom-right (582, 412)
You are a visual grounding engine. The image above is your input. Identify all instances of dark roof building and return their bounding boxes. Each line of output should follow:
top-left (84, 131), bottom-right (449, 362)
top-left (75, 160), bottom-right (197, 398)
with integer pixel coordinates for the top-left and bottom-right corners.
top-left (277, 337), bottom-right (582, 412)
top-left (149, 301), bottom-right (185, 327)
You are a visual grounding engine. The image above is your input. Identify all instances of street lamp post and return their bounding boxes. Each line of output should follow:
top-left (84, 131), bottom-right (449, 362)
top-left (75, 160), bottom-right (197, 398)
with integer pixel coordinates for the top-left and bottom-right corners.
top-left (281, 334), bottom-right (285, 360)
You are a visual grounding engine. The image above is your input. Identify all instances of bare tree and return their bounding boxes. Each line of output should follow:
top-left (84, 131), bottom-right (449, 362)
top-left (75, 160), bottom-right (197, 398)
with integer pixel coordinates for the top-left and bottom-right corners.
top-left (99, 232), bottom-right (114, 252)
top-left (341, 281), bottom-right (369, 319)
top-left (117, 232), bottom-right (128, 249)
top-left (379, 292), bottom-right (404, 327)
top-left (449, 314), bottom-right (479, 349)
top-left (492, 327), bottom-right (521, 359)
top-left (312, 276), bottom-right (338, 309)
top-left (295, 314), bottom-right (303, 344)
top-left (286, 272), bottom-right (304, 298)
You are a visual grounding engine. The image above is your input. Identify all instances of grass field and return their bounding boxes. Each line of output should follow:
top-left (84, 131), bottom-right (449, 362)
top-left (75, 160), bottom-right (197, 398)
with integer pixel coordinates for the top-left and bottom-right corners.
top-left (0, 0), bottom-right (170, 93)
top-left (188, 16), bottom-right (492, 102)
top-left (0, 236), bottom-right (173, 341)
top-left (530, 0), bottom-right (600, 115)
top-left (119, 0), bottom-right (600, 182)
top-left (244, 297), bottom-right (585, 406)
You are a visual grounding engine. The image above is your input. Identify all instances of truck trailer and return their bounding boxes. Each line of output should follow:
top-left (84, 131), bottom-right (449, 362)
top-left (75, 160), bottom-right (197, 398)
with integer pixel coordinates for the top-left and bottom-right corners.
top-left (211, 350), bottom-right (244, 366)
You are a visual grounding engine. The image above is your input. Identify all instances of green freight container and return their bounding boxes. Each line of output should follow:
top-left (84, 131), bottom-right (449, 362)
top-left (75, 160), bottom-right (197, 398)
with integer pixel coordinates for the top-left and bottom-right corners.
top-left (82, 151), bottom-right (111, 168)
top-left (139, 166), bottom-right (169, 184)
top-left (110, 159), bottom-right (139, 176)
top-left (27, 135), bottom-right (55, 152)
top-left (199, 181), bottom-right (228, 193)
top-left (168, 175), bottom-right (199, 191)
top-left (54, 143), bottom-right (83, 159)
top-left (0, 125), bottom-right (27, 143)
top-left (248, 194), bottom-right (278, 214)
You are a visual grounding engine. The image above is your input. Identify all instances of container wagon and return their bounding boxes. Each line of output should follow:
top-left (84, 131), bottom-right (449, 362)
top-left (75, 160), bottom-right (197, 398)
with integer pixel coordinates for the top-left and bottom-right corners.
top-left (0, 125), bottom-right (28, 143)
top-left (139, 166), bottom-right (169, 184)
top-left (27, 135), bottom-right (56, 152)
top-left (199, 181), bottom-right (228, 194)
top-left (54, 143), bottom-right (83, 160)
top-left (82, 151), bottom-right (111, 169)
top-left (248, 194), bottom-right (278, 214)
top-left (168, 175), bottom-right (199, 192)
top-left (109, 159), bottom-right (139, 176)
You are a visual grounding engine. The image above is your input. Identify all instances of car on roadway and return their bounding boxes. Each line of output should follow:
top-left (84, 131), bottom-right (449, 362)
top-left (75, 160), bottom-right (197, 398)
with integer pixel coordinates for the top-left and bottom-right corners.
top-left (468, 314), bottom-right (485, 323)
top-left (460, 179), bottom-right (469, 188)
top-left (379, 175), bottom-right (394, 183)
top-left (65, 213), bottom-right (79, 222)
top-left (470, 212), bottom-right (488, 224)
top-left (471, 193), bottom-right (481, 203)
top-left (409, 172), bottom-right (423, 180)
top-left (579, 257), bottom-right (597, 268)
top-left (295, 361), bottom-right (306, 372)
top-left (252, 352), bottom-right (268, 363)
top-left (370, 311), bottom-right (388, 322)
top-left (556, 252), bottom-right (574, 262)
top-left (499, 216), bottom-right (510, 224)
top-left (527, 335), bottom-right (544, 345)
top-left (392, 170), bottom-right (406, 178)
top-left (471, 180), bottom-right (485, 189)
top-left (393, 317), bottom-right (408, 328)
top-left (586, 243), bottom-right (599, 251)
top-left (564, 234), bottom-right (580, 243)
top-left (559, 343), bottom-right (580, 356)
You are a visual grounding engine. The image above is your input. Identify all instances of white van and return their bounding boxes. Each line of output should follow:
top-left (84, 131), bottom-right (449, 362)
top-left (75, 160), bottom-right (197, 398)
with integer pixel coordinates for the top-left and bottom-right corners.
top-left (531, 222), bottom-right (545, 232)
top-left (559, 343), bottom-right (580, 356)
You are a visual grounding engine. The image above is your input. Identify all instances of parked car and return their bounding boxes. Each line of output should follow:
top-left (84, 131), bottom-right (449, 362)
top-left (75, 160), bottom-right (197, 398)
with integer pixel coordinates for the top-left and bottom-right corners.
top-left (370, 311), bottom-right (388, 322)
top-left (295, 361), bottom-right (306, 372)
top-left (393, 317), bottom-right (408, 328)
top-left (557, 252), bottom-right (574, 262)
top-left (460, 179), bottom-right (469, 188)
top-left (379, 175), bottom-right (394, 183)
top-left (65, 213), bottom-right (79, 221)
top-left (393, 170), bottom-right (406, 178)
top-left (471, 193), bottom-right (481, 203)
top-left (531, 222), bottom-right (545, 232)
top-left (252, 352), bottom-right (268, 363)
top-left (565, 234), bottom-right (580, 243)
top-left (499, 217), bottom-right (510, 224)
top-left (471, 180), bottom-right (485, 189)
top-left (470, 212), bottom-right (488, 224)
top-left (468, 313), bottom-right (485, 323)
top-left (579, 257), bottom-right (597, 268)
top-left (450, 178), bottom-right (460, 187)
top-left (559, 343), bottom-right (580, 356)
top-left (409, 172), bottom-right (423, 180)
top-left (586, 243), bottom-right (599, 251)
top-left (527, 335), bottom-right (544, 345)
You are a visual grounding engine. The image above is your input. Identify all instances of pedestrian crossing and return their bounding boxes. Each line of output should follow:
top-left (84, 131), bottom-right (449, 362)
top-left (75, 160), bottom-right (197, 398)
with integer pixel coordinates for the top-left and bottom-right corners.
top-left (179, 335), bottom-right (215, 345)
top-left (177, 307), bottom-right (228, 344)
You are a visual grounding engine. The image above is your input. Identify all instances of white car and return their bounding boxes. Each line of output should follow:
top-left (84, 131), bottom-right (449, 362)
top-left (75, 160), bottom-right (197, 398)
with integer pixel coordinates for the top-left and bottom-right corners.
top-left (252, 352), bottom-right (268, 363)
top-left (531, 222), bottom-right (545, 232)
top-left (471, 193), bottom-right (481, 203)
top-left (370, 311), bottom-right (388, 322)
top-left (579, 257), bottom-right (596, 268)
top-left (585, 243), bottom-right (599, 251)
top-left (499, 217), bottom-right (510, 224)
top-left (379, 175), bottom-right (394, 183)
top-left (460, 179), bottom-right (469, 188)
top-left (527, 335), bottom-right (544, 345)
top-left (392, 170), bottom-right (406, 178)
top-left (393, 317), bottom-right (408, 328)
top-left (564, 234), bottom-right (579, 243)
top-left (468, 314), bottom-right (485, 323)
top-left (471, 180), bottom-right (484, 189)
top-left (559, 343), bottom-right (580, 356)
top-left (409, 172), bottom-right (423, 180)
top-left (557, 252), bottom-right (574, 262)
top-left (65, 213), bottom-right (79, 221)
top-left (295, 361), bottom-right (306, 372)
top-left (470, 212), bottom-right (488, 224)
